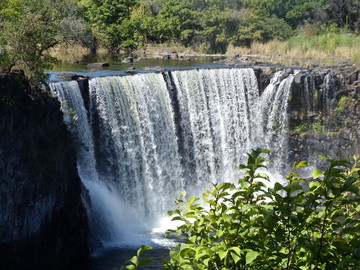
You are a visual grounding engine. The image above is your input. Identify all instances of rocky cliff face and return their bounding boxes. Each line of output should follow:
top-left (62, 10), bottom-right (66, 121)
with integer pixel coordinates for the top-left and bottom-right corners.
top-left (287, 67), bottom-right (360, 167)
top-left (252, 65), bottom-right (359, 168)
top-left (0, 72), bottom-right (88, 270)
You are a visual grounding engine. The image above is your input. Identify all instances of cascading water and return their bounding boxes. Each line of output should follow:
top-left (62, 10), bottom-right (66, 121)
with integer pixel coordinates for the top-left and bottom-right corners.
top-left (323, 71), bottom-right (337, 112)
top-left (253, 71), bottom-right (297, 171)
top-left (50, 68), bottom-right (295, 249)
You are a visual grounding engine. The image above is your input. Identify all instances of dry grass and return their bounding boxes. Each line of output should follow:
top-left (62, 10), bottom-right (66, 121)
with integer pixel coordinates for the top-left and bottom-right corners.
top-left (227, 33), bottom-right (360, 68)
top-left (47, 33), bottom-right (360, 68)
top-left (47, 44), bottom-right (90, 62)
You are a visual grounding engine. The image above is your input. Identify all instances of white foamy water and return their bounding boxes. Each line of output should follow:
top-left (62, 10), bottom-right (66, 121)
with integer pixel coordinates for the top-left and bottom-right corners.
top-left (50, 68), bottom-right (295, 248)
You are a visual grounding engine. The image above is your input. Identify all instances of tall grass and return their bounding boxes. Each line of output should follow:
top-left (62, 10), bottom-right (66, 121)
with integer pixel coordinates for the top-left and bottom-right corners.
top-left (285, 32), bottom-right (360, 53)
top-left (228, 32), bottom-right (360, 67)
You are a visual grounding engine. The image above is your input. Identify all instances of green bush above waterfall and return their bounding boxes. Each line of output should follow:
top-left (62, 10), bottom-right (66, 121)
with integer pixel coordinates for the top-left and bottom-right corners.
top-left (123, 149), bottom-right (360, 270)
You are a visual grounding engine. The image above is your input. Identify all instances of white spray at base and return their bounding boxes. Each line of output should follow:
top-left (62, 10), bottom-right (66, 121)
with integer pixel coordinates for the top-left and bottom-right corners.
top-left (50, 68), bottom-right (295, 249)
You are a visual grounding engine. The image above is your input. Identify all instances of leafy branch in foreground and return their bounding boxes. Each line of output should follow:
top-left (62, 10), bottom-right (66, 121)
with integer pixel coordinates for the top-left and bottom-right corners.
top-left (123, 149), bottom-right (360, 269)
top-left (121, 245), bottom-right (153, 270)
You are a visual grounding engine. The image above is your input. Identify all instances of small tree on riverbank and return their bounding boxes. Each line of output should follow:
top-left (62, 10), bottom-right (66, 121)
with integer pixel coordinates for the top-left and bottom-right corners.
top-left (0, 0), bottom-right (92, 84)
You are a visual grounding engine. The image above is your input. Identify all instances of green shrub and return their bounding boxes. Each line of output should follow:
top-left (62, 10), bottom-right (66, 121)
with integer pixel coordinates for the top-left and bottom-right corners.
top-left (125, 149), bottom-right (360, 269)
top-left (336, 96), bottom-right (353, 113)
top-left (292, 121), bottom-right (327, 134)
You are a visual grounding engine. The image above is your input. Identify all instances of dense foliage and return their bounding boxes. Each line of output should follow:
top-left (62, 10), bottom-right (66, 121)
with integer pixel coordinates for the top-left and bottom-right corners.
top-left (78, 0), bottom-right (360, 53)
top-left (123, 149), bottom-right (360, 270)
top-left (0, 0), bottom-right (91, 82)
top-left (1, 0), bottom-right (360, 80)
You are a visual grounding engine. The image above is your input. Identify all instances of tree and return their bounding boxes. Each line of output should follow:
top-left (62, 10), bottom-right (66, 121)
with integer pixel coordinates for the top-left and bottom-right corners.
top-left (326, 0), bottom-right (360, 33)
top-left (194, 7), bottom-right (239, 53)
top-left (127, 1), bottom-right (159, 45)
top-left (80, 0), bottom-right (139, 52)
top-left (0, 0), bottom-right (92, 83)
top-left (243, 0), bottom-right (328, 28)
top-left (154, 0), bottom-right (198, 45)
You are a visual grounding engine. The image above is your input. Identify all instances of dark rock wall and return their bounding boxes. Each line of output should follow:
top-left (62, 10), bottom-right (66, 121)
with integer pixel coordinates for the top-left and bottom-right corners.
top-left (0, 73), bottom-right (88, 270)
top-left (287, 68), bottom-right (360, 167)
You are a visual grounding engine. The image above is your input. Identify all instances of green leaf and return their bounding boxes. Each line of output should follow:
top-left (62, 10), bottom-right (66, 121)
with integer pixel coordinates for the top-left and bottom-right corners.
top-left (294, 160), bottom-right (309, 170)
top-left (309, 181), bottom-right (320, 189)
top-left (123, 265), bottom-right (136, 270)
top-left (229, 247), bottom-right (242, 255)
top-left (180, 248), bottom-right (195, 258)
top-left (346, 184), bottom-right (359, 195)
top-left (216, 229), bottom-right (224, 237)
top-left (218, 250), bottom-right (228, 260)
top-left (274, 182), bottom-right (284, 192)
top-left (313, 169), bottom-right (322, 179)
top-left (231, 252), bottom-right (241, 264)
top-left (188, 196), bottom-right (199, 204)
top-left (320, 154), bottom-right (329, 160)
top-left (137, 245), bottom-right (153, 257)
top-left (290, 183), bottom-right (304, 194)
top-left (245, 250), bottom-right (259, 265)
top-left (171, 216), bottom-right (185, 222)
top-left (129, 255), bottom-right (138, 265)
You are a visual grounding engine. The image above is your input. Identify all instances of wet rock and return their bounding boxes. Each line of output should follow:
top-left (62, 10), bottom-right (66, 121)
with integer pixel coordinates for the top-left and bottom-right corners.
top-left (348, 69), bottom-right (360, 85)
top-left (221, 57), bottom-right (257, 66)
top-left (123, 57), bottom-right (134, 63)
top-left (287, 66), bottom-right (360, 169)
top-left (155, 66), bottom-right (167, 72)
top-left (56, 72), bottom-right (88, 80)
top-left (87, 62), bottom-right (110, 68)
top-left (170, 52), bottom-right (178, 59)
top-left (142, 66), bottom-right (167, 72)
top-left (294, 72), bottom-right (305, 84)
top-left (0, 73), bottom-right (88, 269)
top-left (125, 69), bottom-right (137, 75)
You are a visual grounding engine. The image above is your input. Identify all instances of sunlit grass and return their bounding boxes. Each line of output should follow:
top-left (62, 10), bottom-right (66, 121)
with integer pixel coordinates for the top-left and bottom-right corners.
top-left (228, 32), bottom-right (360, 67)
top-left (48, 32), bottom-right (360, 68)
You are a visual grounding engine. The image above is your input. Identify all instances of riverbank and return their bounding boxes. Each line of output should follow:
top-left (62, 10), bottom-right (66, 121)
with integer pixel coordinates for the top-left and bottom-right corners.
top-left (49, 34), bottom-right (360, 73)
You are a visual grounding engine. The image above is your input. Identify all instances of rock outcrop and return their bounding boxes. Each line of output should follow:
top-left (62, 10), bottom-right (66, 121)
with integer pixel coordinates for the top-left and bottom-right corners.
top-left (252, 65), bottom-right (359, 167)
top-left (286, 67), bottom-right (360, 167)
top-left (0, 73), bottom-right (88, 270)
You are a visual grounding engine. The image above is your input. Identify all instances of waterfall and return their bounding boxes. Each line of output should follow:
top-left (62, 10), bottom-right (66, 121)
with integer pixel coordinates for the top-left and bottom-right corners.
top-left (323, 71), bottom-right (336, 112)
top-left (253, 71), bottom-right (296, 171)
top-left (50, 68), bottom-right (295, 248)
